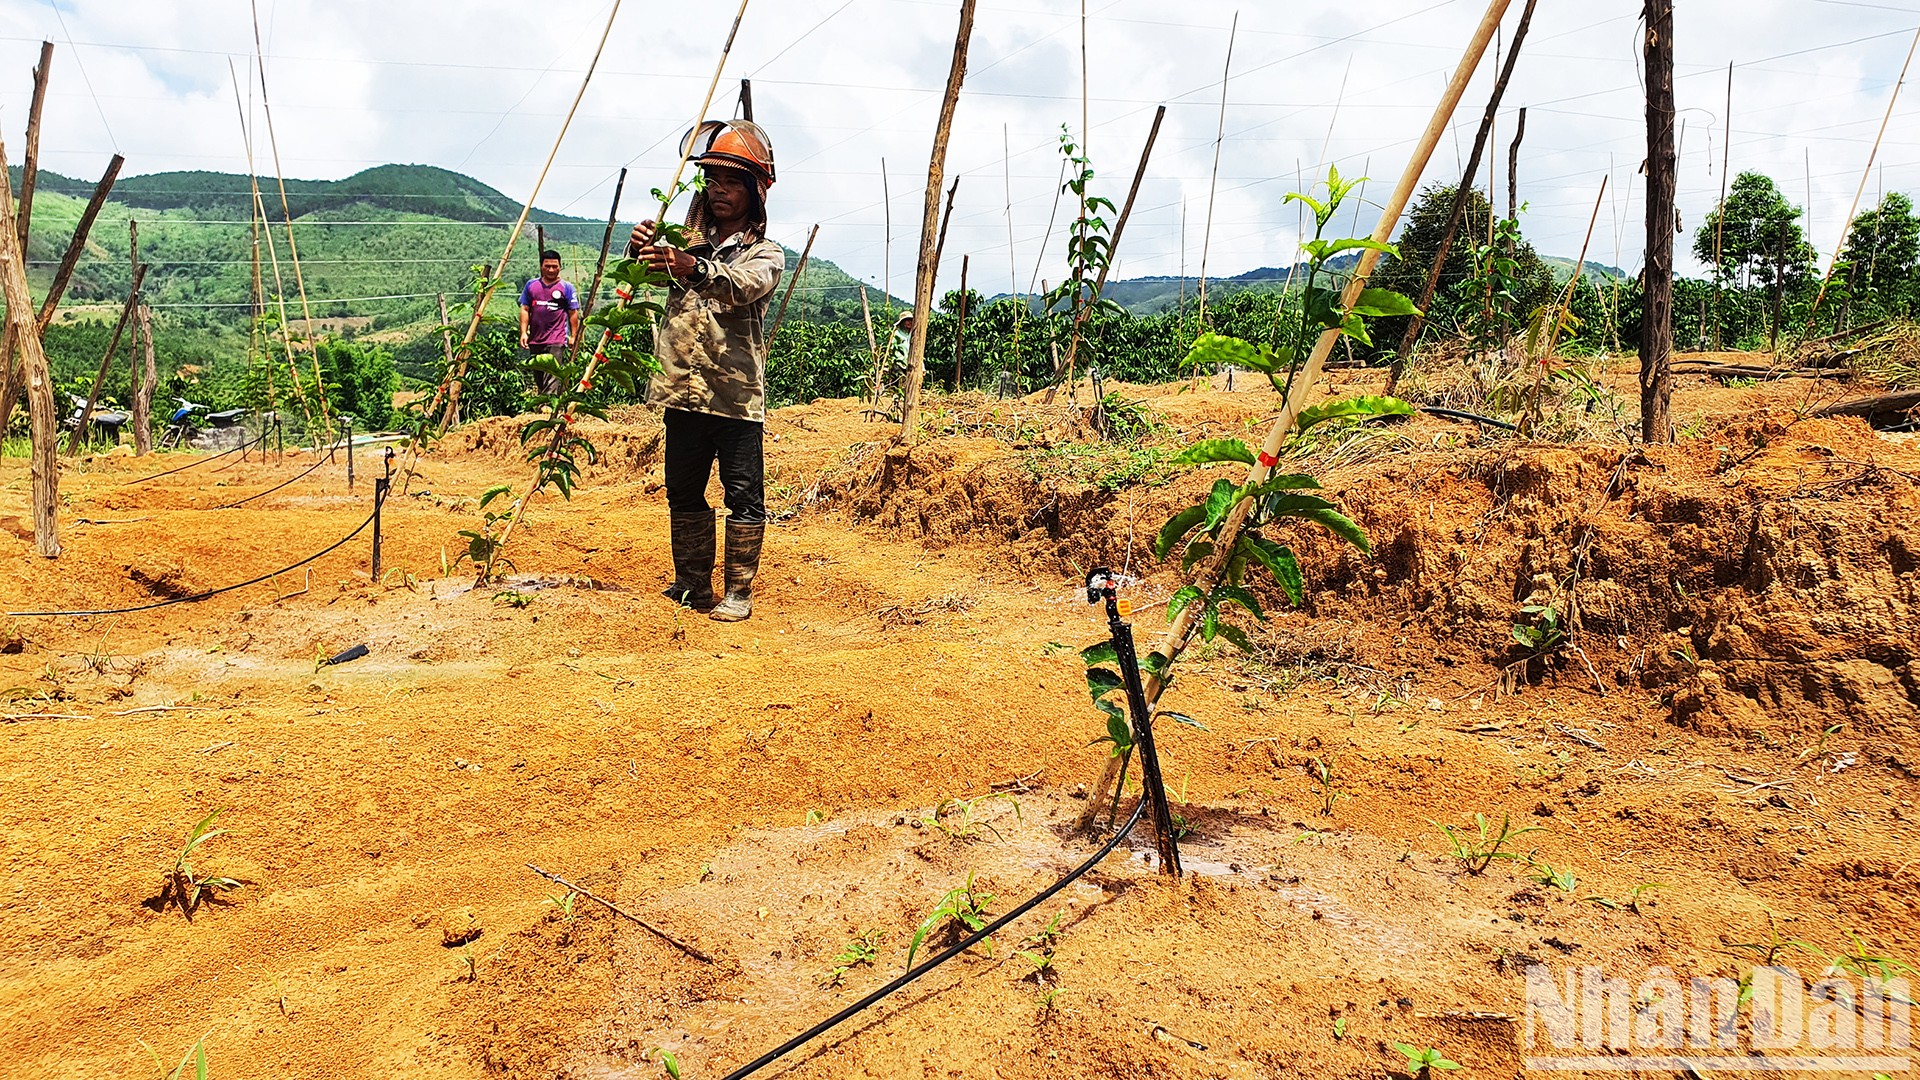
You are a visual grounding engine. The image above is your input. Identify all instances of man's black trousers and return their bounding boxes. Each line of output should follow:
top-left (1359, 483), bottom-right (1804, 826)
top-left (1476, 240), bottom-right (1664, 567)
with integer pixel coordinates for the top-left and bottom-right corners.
top-left (663, 407), bottom-right (766, 525)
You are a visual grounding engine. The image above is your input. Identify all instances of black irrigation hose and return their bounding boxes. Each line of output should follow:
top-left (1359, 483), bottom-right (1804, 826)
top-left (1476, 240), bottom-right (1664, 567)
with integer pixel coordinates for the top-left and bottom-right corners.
top-left (1421, 406), bottom-right (1520, 431)
top-left (118, 429), bottom-right (268, 486)
top-left (214, 438), bottom-right (348, 510)
top-left (719, 798), bottom-right (1148, 1080)
top-left (7, 499), bottom-right (381, 618)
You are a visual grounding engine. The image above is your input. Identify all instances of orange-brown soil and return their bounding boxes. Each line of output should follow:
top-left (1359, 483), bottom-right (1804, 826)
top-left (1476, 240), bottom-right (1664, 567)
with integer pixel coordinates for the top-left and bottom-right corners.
top-left (1, 361), bottom-right (1916, 1079)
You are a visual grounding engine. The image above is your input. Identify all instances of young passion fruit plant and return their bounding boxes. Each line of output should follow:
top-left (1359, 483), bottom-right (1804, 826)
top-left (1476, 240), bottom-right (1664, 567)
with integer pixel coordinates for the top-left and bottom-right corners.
top-left (1078, 167), bottom-right (1418, 747)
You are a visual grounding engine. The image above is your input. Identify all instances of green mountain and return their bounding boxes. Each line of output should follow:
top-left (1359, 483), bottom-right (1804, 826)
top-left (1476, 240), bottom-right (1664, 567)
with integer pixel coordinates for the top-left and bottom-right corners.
top-left (7, 162), bottom-right (881, 342)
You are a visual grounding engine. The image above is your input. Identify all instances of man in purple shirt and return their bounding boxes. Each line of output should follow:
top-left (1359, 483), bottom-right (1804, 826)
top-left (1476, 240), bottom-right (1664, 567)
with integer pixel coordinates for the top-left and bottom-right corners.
top-left (518, 250), bottom-right (581, 395)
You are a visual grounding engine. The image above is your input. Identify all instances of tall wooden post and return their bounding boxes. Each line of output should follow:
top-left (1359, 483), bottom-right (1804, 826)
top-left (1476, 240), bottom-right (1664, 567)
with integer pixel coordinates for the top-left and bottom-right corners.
top-left (1386, 0), bottom-right (1538, 390)
top-left (859, 285), bottom-right (881, 406)
top-left (1507, 106), bottom-right (1526, 220)
top-left (0, 153), bottom-right (121, 428)
top-left (768, 222), bottom-right (818, 344)
top-left (134, 303), bottom-right (157, 456)
top-left (738, 78), bottom-right (753, 121)
top-left (129, 219), bottom-right (155, 455)
top-left (16, 43), bottom-right (52, 254)
top-left (952, 254), bottom-right (969, 390)
top-left (0, 138), bottom-right (59, 556)
top-left (1640, 0), bottom-right (1676, 443)
top-left (898, 0), bottom-right (978, 440)
top-left (70, 261), bottom-right (147, 453)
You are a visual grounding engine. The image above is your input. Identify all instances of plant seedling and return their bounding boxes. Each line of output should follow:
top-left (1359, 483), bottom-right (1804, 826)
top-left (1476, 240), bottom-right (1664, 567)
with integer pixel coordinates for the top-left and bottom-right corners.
top-left (1390, 1042), bottom-right (1462, 1076)
top-left (905, 871), bottom-right (996, 971)
top-left (1525, 858), bottom-right (1577, 894)
top-left (493, 589), bottom-right (533, 609)
top-left (928, 793), bottom-right (1021, 841)
top-left (1311, 757), bottom-right (1346, 816)
top-left (821, 928), bottom-right (885, 988)
top-left (645, 1047), bottom-right (682, 1079)
top-left (456, 944), bottom-right (477, 983)
top-left (1436, 812), bottom-right (1542, 874)
top-left (1333, 1016), bottom-right (1348, 1040)
top-left (144, 1035), bottom-right (210, 1080)
top-left (165, 810), bottom-right (241, 918)
top-left (545, 891), bottom-right (577, 922)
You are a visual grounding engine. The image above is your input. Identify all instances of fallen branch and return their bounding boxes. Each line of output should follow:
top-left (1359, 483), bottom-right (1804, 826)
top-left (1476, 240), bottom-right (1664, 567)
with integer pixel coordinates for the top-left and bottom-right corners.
top-left (525, 863), bottom-right (715, 964)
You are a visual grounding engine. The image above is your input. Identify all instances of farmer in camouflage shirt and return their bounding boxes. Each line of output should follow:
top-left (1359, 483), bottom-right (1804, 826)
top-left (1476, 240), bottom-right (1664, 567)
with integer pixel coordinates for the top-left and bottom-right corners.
top-left (628, 121), bottom-right (783, 622)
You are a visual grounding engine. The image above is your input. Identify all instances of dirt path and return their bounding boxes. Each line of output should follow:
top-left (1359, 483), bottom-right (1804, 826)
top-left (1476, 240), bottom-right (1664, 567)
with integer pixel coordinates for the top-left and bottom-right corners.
top-left (2, 372), bottom-right (1916, 1078)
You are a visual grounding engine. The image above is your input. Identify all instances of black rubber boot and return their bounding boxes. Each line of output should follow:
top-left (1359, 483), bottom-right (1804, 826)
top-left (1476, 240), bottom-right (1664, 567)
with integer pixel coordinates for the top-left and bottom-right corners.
top-left (709, 522), bottom-right (764, 622)
top-left (663, 511), bottom-right (716, 610)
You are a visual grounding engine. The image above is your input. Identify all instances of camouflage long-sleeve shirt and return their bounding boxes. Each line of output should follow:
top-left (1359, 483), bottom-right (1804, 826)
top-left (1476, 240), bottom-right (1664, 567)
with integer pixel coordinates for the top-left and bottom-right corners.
top-left (643, 232), bottom-right (785, 422)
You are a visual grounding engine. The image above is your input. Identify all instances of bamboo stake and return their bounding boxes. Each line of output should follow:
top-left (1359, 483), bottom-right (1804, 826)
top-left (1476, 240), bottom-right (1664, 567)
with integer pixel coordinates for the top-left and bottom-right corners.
top-left (1806, 23), bottom-right (1920, 325)
top-left (860, 285), bottom-right (882, 406)
top-left (1521, 176), bottom-right (1605, 435)
top-left (769, 223), bottom-right (818, 343)
top-left (898, 0), bottom-right (978, 439)
top-left (251, 0), bottom-right (332, 437)
top-left (429, 0), bottom-right (630, 436)
top-left (487, 0), bottom-right (752, 569)
top-left (134, 305), bottom-right (157, 456)
top-left (228, 59), bottom-right (313, 432)
top-left (0, 153), bottom-right (122, 430)
top-left (68, 262), bottom-right (147, 454)
top-left (1048, 105), bottom-right (1165, 401)
top-left (0, 137), bottom-right (60, 556)
top-left (1710, 62), bottom-right (1731, 349)
top-left (1641, 0), bottom-right (1677, 443)
top-left (1076, 0), bottom-right (1516, 833)
top-left (881, 158), bottom-right (892, 327)
top-left (1195, 14), bottom-right (1237, 323)
top-left (1386, 0), bottom-right (1537, 390)
top-left (437, 293), bottom-right (456, 390)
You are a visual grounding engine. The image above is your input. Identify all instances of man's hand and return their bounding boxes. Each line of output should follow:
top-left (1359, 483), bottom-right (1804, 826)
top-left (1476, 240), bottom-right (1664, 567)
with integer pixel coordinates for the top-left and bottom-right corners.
top-left (630, 219), bottom-right (696, 279)
top-left (519, 332), bottom-right (530, 350)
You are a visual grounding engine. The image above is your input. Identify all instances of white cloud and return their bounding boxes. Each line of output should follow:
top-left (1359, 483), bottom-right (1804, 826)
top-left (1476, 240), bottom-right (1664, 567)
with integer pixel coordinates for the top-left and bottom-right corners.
top-left (1, 0), bottom-right (1915, 297)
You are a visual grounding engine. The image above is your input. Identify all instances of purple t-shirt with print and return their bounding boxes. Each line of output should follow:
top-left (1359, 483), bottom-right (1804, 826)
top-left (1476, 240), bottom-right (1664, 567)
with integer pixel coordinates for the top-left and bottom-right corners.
top-left (519, 277), bottom-right (579, 347)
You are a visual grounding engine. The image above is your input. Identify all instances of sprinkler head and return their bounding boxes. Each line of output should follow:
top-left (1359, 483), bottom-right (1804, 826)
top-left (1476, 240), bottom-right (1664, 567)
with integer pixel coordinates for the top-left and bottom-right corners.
top-left (1085, 567), bottom-right (1117, 605)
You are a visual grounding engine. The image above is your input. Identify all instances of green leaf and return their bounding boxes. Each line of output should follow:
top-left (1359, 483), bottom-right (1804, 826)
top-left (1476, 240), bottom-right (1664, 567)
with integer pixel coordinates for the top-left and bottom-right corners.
top-left (477, 484), bottom-right (514, 509)
top-left (1304, 286), bottom-right (1344, 330)
top-left (1349, 286), bottom-right (1420, 317)
top-left (1294, 395), bottom-right (1414, 436)
top-left (1179, 539), bottom-right (1215, 574)
top-left (1201, 604), bottom-right (1219, 643)
top-left (1213, 584), bottom-right (1266, 621)
top-left (1079, 642), bottom-right (1118, 667)
top-left (1320, 237), bottom-right (1399, 259)
top-left (1085, 667), bottom-right (1124, 703)
top-left (1260, 492), bottom-right (1340, 517)
top-left (1240, 473), bottom-right (1322, 498)
top-left (1153, 504), bottom-right (1209, 561)
top-left (1167, 584), bottom-right (1204, 621)
top-left (1283, 192), bottom-right (1329, 223)
top-left (1338, 312), bottom-right (1373, 346)
top-left (1171, 439), bottom-right (1255, 467)
top-left (1105, 710), bottom-right (1133, 750)
top-left (1216, 622), bottom-right (1255, 654)
top-left (1299, 507), bottom-right (1370, 553)
top-left (1158, 710), bottom-right (1208, 731)
top-left (1184, 332), bottom-right (1276, 373)
top-left (1202, 478), bottom-right (1240, 532)
top-left (1244, 537), bottom-right (1304, 606)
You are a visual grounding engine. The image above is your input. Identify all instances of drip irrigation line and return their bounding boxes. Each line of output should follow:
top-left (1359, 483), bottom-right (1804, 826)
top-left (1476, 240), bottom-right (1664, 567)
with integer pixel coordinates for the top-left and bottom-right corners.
top-left (7, 498), bottom-right (381, 618)
top-left (215, 438), bottom-right (347, 509)
top-left (119, 430), bottom-right (268, 486)
top-left (719, 798), bottom-right (1147, 1080)
top-left (1422, 406), bottom-right (1521, 430)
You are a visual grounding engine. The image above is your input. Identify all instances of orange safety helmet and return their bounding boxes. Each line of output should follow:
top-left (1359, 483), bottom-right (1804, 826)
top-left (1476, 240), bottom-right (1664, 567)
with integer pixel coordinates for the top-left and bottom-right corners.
top-left (681, 119), bottom-right (776, 187)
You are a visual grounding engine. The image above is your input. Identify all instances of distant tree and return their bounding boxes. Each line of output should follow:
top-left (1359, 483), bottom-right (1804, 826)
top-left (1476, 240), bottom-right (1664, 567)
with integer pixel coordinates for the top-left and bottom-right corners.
top-left (1370, 182), bottom-right (1555, 356)
top-left (1693, 172), bottom-right (1816, 343)
top-left (1837, 191), bottom-right (1920, 318)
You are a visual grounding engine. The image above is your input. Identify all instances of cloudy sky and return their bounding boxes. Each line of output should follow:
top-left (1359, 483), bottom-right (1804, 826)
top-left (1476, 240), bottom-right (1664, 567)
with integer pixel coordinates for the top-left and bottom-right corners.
top-left (1, 0), bottom-right (1916, 304)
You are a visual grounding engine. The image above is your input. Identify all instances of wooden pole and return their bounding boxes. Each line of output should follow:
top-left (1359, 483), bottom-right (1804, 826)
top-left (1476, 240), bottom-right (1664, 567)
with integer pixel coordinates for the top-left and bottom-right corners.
top-left (437, 292), bottom-right (457, 395)
top-left (1386, 0), bottom-right (1537, 391)
top-left (1507, 106), bottom-right (1526, 220)
top-left (16, 42), bottom-right (52, 255)
top-left (1521, 176), bottom-right (1606, 435)
top-left (1806, 23), bottom-right (1920, 325)
top-left (1195, 14), bottom-right (1237, 323)
top-left (739, 78), bottom-right (754, 121)
top-left (768, 222), bottom-right (818, 344)
top-left (69, 262), bottom-right (147, 454)
top-left (128, 219), bottom-right (146, 453)
top-left (898, 0), bottom-right (978, 440)
top-left (0, 153), bottom-right (122, 429)
top-left (232, 59), bottom-right (314, 428)
top-left (429, 0), bottom-right (631, 436)
top-left (0, 42), bottom-right (53, 432)
top-left (0, 137), bottom-right (60, 556)
top-left (1640, 0), bottom-right (1676, 444)
top-left (135, 303), bottom-right (157, 455)
top-left (881, 158), bottom-right (892, 325)
top-left (1711, 62), bottom-right (1731, 350)
top-left (1076, 0), bottom-right (1516, 833)
top-left (932, 180), bottom-right (960, 282)
top-left (251, 0), bottom-right (333, 436)
top-left (571, 167), bottom-right (629, 365)
top-left (952, 254), bottom-right (969, 389)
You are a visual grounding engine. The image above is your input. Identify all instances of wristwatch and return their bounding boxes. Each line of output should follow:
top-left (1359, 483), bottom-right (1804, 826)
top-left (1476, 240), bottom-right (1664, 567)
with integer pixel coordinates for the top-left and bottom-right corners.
top-left (684, 256), bottom-right (711, 287)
